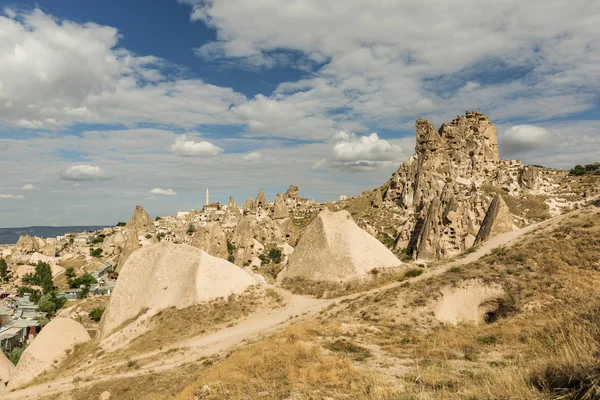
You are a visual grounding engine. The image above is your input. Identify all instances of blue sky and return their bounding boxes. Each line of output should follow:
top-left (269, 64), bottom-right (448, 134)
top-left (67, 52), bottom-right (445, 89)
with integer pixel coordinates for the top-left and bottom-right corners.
top-left (0, 0), bottom-right (599, 227)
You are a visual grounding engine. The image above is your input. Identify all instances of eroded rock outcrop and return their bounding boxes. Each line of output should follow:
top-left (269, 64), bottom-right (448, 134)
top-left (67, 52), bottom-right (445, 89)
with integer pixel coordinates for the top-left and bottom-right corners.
top-left (278, 209), bottom-right (401, 283)
top-left (117, 230), bottom-right (140, 272)
top-left (125, 205), bottom-right (155, 233)
top-left (272, 193), bottom-right (289, 219)
top-left (243, 195), bottom-right (256, 215)
top-left (100, 243), bottom-right (259, 338)
top-left (191, 222), bottom-right (228, 259)
top-left (7, 318), bottom-right (90, 391)
top-left (13, 235), bottom-right (42, 255)
top-left (474, 194), bottom-right (515, 244)
top-left (255, 189), bottom-right (267, 209)
top-left (383, 111), bottom-right (542, 260)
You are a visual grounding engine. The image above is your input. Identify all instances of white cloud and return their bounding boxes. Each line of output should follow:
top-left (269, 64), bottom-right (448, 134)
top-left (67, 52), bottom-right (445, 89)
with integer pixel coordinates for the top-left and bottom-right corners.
top-left (0, 194), bottom-right (25, 199)
top-left (501, 125), bottom-right (551, 153)
top-left (180, 0), bottom-right (600, 136)
top-left (59, 165), bottom-right (114, 181)
top-left (22, 184), bottom-right (34, 191)
top-left (150, 188), bottom-right (177, 196)
top-left (315, 131), bottom-right (412, 171)
top-left (242, 152), bottom-right (262, 161)
top-left (0, 9), bottom-right (247, 129)
top-left (171, 135), bottom-right (223, 157)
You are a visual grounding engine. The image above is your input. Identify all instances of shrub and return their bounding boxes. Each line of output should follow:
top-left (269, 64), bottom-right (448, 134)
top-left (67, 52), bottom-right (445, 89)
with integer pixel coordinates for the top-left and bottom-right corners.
top-left (404, 269), bottom-right (424, 278)
top-left (65, 267), bottom-right (76, 279)
top-left (9, 346), bottom-right (26, 365)
top-left (186, 223), bottom-right (196, 236)
top-left (268, 248), bottom-right (282, 264)
top-left (157, 232), bottom-right (166, 241)
top-left (89, 307), bottom-right (105, 322)
top-left (448, 265), bottom-right (462, 273)
top-left (145, 234), bottom-right (152, 239)
top-left (476, 336), bottom-right (497, 345)
top-left (326, 339), bottom-right (371, 361)
top-left (89, 248), bottom-right (103, 258)
top-left (0, 258), bottom-right (7, 279)
top-left (569, 165), bottom-right (586, 176)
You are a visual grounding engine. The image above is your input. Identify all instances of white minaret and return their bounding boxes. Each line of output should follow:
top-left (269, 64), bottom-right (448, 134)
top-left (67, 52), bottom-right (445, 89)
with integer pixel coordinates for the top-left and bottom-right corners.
top-left (206, 187), bottom-right (209, 206)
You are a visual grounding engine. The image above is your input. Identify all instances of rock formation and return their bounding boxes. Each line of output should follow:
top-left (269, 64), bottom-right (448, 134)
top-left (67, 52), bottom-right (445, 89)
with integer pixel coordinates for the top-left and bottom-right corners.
top-left (0, 351), bottom-right (14, 394)
top-left (13, 235), bottom-right (42, 255)
top-left (284, 185), bottom-right (299, 200)
top-left (223, 196), bottom-right (242, 226)
top-left (382, 111), bottom-right (542, 260)
top-left (117, 230), bottom-right (140, 272)
top-left (278, 209), bottom-right (401, 283)
top-left (272, 193), bottom-right (289, 219)
top-left (243, 195), bottom-right (256, 214)
top-left (100, 243), bottom-right (260, 338)
top-left (230, 217), bottom-right (257, 266)
top-left (255, 189), bottom-right (267, 209)
top-left (474, 194), bottom-right (515, 244)
top-left (7, 318), bottom-right (90, 391)
top-left (102, 231), bottom-right (125, 256)
top-left (190, 222), bottom-right (228, 259)
top-left (125, 205), bottom-right (156, 233)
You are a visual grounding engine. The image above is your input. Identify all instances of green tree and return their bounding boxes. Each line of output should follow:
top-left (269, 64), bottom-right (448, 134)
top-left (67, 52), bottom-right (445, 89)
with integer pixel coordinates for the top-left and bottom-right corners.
top-left (89, 248), bottom-right (103, 258)
top-left (65, 267), bottom-right (76, 279)
top-left (0, 258), bottom-right (7, 279)
top-left (68, 273), bottom-right (97, 289)
top-left (89, 307), bottom-right (105, 322)
top-left (9, 346), bottom-right (26, 365)
top-left (570, 165), bottom-right (586, 176)
top-left (22, 262), bottom-right (54, 294)
top-left (268, 248), bottom-right (283, 264)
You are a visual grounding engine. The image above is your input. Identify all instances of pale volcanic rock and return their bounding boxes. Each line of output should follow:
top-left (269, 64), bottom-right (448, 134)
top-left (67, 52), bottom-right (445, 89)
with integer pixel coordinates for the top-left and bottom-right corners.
top-left (435, 280), bottom-right (505, 325)
top-left (474, 194), bottom-right (516, 245)
top-left (0, 350), bottom-right (14, 394)
top-left (125, 205), bottom-right (156, 233)
top-left (272, 193), bottom-right (289, 220)
top-left (255, 189), bottom-right (267, 209)
top-left (243, 195), bottom-right (256, 214)
top-left (381, 111), bottom-right (543, 260)
top-left (190, 222), bottom-right (228, 259)
top-left (13, 235), bottom-right (41, 255)
top-left (7, 318), bottom-right (90, 391)
top-left (284, 185), bottom-right (299, 200)
top-left (117, 230), bottom-right (140, 272)
top-left (102, 231), bottom-right (125, 256)
top-left (99, 243), bottom-right (259, 338)
top-left (279, 209), bottom-right (401, 283)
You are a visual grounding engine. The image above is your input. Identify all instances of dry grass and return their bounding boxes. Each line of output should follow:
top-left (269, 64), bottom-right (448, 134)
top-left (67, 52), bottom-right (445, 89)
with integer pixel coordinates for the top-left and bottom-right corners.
top-left (174, 323), bottom-right (400, 400)
top-left (70, 363), bottom-right (201, 400)
top-left (118, 287), bottom-right (275, 360)
top-left (281, 268), bottom-right (408, 299)
top-left (483, 184), bottom-right (551, 223)
top-left (57, 255), bottom-right (87, 269)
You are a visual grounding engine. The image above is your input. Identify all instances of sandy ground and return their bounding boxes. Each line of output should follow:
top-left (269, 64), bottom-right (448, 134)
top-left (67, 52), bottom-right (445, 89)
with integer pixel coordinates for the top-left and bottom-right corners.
top-left (5, 200), bottom-right (599, 400)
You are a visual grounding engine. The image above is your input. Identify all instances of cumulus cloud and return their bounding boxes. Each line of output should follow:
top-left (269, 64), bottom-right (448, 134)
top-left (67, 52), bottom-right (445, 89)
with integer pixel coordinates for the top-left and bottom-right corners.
top-left (150, 188), bottom-right (177, 196)
top-left (171, 135), bottom-right (223, 157)
top-left (59, 165), bottom-right (114, 181)
top-left (0, 194), bottom-right (25, 199)
top-left (179, 0), bottom-right (600, 134)
top-left (21, 184), bottom-right (34, 191)
top-left (501, 125), bottom-right (551, 153)
top-left (243, 152), bottom-right (262, 161)
top-left (314, 131), bottom-right (408, 171)
top-left (0, 9), bottom-right (247, 129)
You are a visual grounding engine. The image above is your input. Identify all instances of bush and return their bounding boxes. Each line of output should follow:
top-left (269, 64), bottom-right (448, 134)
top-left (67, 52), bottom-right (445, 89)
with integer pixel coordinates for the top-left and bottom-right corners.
top-left (9, 346), bottom-right (26, 365)
top-left (157, 232), bottom-right (165, 241)
top-left (89, 307), bottom-right (105, 322)
top-left (404, 269), bottom-right (424, 278)
top-left (570, 165), bottom-right (586, 176)
top-left (0, 258), bottom-right (7, 279)
top-left (65, 267), bottom-right (76, 279)
top-left (116, 222), bottom-right (126, 227)
top-left (186, 223), bottom-right (196, 236)
top-left (145, 234), bottom-right (152, 239)
top-left (68, 273), bottom-right (97, 289)
top-left (448, 265), bottom-right (462, 273)
top-left (326, 339), bottom-right (371, 361)
top-left (89, 248), bottom-right (103, 258)
top-left (268, 248), bottom-right (282, 264)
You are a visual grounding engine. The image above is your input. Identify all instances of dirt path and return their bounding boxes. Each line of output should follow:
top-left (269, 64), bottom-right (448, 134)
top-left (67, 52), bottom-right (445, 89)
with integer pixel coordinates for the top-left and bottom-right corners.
top-left (5, 202), bottom-right (598, 400)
